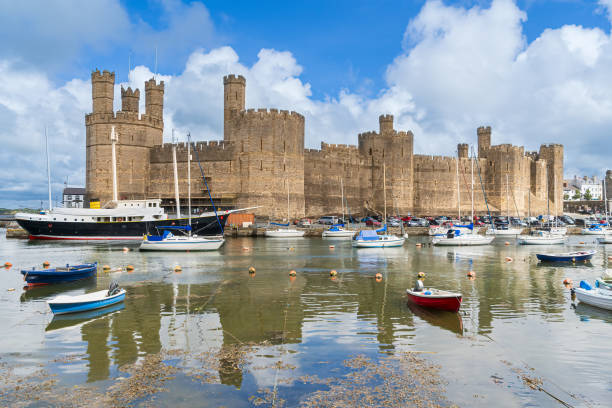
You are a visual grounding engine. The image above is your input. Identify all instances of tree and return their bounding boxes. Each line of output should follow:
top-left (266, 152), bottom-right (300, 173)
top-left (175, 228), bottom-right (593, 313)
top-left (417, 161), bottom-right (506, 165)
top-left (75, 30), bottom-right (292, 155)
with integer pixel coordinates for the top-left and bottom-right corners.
top-left (584, 189), bottom-right (592, 201)
top-left (572, 190), bottom-right (581, 200)
top-left (563, 193), bottom-right (569, 201)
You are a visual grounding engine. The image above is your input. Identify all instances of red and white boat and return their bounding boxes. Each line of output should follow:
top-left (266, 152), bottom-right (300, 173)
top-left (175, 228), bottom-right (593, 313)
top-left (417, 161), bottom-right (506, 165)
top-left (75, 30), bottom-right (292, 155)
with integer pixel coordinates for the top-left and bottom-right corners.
top-left (406, 288), bottom-right (462, 312)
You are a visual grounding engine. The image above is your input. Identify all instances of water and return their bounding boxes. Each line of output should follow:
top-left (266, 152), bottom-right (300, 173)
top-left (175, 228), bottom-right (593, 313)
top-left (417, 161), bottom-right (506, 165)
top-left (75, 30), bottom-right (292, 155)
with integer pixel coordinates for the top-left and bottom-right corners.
top-left (1, 230), bottom-right (611, 407)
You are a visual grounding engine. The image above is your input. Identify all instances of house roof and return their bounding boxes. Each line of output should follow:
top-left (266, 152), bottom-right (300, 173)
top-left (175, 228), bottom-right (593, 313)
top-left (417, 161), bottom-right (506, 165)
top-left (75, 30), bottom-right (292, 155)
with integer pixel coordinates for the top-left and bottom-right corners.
top-left (63, 187), bottom-right (86, 195)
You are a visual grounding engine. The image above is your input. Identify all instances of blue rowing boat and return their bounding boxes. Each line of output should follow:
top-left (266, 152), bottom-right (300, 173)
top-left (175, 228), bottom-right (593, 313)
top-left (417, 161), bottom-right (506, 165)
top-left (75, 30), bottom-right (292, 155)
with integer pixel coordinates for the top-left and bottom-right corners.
top-left (20, 262), bottom-right (98, 286)
top-left (536, 250), bottom-right (596, 262)
top-left (47, 282), bottom-right (126, 315)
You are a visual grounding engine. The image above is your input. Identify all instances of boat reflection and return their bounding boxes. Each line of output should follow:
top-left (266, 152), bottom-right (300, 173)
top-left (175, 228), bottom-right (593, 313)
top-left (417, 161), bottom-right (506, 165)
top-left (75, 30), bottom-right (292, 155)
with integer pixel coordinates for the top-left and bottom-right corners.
top-left (46, 302), bottom-right (125, 332)
top-left (574, 303), bottom-right (612, 324)
top-left (20, 279), bottom-right (97, 301)
top-left (406, 302), bottom-right (464, 336)
top-left (535, 261), bottom-right (594, 269)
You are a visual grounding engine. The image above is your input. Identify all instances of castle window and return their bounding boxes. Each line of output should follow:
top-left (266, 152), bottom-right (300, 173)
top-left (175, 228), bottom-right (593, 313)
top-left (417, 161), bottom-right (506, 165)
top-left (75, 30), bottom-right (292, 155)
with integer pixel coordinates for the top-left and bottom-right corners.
top-left (260, 161), bottom-right (263, 170)
top-left (260, 139), bottom-right (263, 151)
top-left (369, 148), bottom-right (372, 155)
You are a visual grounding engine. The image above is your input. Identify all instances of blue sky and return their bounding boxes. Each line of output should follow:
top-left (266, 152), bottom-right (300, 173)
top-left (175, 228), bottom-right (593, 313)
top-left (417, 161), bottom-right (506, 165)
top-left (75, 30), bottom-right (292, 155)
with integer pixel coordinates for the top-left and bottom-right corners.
top-left (1, 0), bottom-right (612, 208)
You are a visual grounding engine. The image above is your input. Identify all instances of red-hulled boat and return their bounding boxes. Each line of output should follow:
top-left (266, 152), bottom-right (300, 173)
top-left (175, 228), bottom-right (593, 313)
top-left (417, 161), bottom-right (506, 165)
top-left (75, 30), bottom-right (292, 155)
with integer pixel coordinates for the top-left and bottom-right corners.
top-left (406, 288), bottom-right (462, 312)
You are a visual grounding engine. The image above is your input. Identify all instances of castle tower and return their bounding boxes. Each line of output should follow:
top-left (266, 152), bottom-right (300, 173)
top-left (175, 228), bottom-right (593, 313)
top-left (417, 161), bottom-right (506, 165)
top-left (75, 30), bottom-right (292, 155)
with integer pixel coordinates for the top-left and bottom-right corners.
top-left (223, 74), bottom-right (246, 140)
top-left (538, 144), bottom-right (564, 214)
top-left (477, 126), bottom-right (491, 158)
top-left (121, 87), bottom-right (140, 113)
top-left (379, 114), bottom-right (394, 135)
top-left (91, 69), bottom-right (114, 114)
top-left (145, 79), bottom-right (164, 119)
top-left (457, 143), bottom-right (468, 159)
top-left (86, 70), bottom-right (164, 204)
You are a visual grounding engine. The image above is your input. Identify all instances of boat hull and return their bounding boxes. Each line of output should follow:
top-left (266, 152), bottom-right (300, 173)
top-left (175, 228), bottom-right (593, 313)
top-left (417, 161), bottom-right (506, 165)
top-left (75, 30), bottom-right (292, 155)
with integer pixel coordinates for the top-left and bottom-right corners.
top-left (322, 229), bottom-right (356, 238)
top-left (20, 263), bottom-right (98, 286)
top-left (597, 236), bottom-right (612, 244)
top-left (536, 251), bottom-right (595, 262)
top-left (352, 237), bottom-right (405, 248)
top-left (264, 229), bottom-right (305, 238)
top-left (517, 236), bottom-right (565, 245)
top-left (574, 288), bottom-right (612, 311)
top-left (406, 290), bottom-right (462, 312)
top-left (486, 228), bottom-right (523, 235)
top-left (432, 236), bottom-right (494, 246)
top-left (48, 289), bottom-right (126, 315)
top-left (16, 214), bottom-right (226, 241)
top-left (140, 237), bottom-right (224, 251)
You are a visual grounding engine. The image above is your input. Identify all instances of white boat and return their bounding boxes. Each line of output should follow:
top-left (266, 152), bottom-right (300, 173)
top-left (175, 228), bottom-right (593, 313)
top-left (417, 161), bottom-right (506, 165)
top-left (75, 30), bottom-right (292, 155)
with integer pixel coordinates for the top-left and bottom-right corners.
top-left (597, 235), bottom-right (612, 244)
top-left (352, 164), bottom-right (404, 248)
top-left (517, 231), bottom-right (565, 245)
top-left (352, 229), bottom-right (405, 247)
top-left (486, 227), bottom-right (523, 236)
top-left (432, 230), bottom-right (494, 246)
top-left (573, 281), bottom-right (612, 311)
top-left (265, 227), bottom-right (305, 238)
top-left (139, 133), bottom-right (226, 251)
top-left (140, 229), bottom-right (224, 251)
top-left (322, 178), bottom-right (356, 238)
top-left (582, 226), bottom-right (610, 235)
top-left (322, 226), bottom-right (356, 238)
top-left (550, 226), bottom-right (567, 236)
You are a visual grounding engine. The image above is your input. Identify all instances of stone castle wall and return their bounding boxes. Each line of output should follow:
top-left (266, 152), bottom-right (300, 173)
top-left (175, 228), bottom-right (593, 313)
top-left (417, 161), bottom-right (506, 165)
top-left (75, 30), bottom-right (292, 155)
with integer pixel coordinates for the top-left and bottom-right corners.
top-left (84, 69), bottom-right (564, 218)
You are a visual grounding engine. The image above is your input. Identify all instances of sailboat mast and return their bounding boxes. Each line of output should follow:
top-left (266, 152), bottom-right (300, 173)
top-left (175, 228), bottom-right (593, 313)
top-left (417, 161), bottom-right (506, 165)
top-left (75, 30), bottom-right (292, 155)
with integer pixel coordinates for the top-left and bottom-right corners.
top-left (604, 177), bottom-right (609, 226)
top-left (456, 154), bottom-right (460, 221)
top-left (187, 132), bottom-right (192, 228)
top-left (506, 174), bottom-right (510, 225)
top-left (172, 129), bottom-right (181, 218)
top-left (383, 163), bottom-right (387, 224)
top-left (287, 177), bottom-right (290, 222)
top-left (471, 148), bottom-right (474, 225)
top-left (554, 173), bottom-right (558, 227)
top-left (110, 126), bottom-right (118, 202)
top-left (45, 127), bottom-right (52, 210)
top-left (341, 178), bottom-right (345, 223)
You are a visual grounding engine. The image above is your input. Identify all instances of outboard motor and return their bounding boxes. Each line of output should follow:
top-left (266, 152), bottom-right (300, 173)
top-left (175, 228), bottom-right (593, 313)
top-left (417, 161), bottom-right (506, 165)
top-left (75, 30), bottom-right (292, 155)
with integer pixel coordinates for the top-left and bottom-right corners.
top-left (107, 281), bottom-right (120, 296)
top-left (413, 279), bottom-right (424, 292)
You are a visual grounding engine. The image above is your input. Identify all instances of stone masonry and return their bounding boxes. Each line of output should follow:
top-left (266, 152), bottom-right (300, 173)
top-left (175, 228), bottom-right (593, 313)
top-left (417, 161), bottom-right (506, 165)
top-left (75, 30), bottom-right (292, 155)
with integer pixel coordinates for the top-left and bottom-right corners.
top-left (85, 70), bottom-right (564, 218)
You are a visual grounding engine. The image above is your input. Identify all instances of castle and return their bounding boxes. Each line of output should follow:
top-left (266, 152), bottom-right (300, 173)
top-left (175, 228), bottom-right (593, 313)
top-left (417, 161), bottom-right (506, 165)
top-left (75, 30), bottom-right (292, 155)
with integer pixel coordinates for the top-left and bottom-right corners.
top-left (86, 70), bottom-right (563, 218)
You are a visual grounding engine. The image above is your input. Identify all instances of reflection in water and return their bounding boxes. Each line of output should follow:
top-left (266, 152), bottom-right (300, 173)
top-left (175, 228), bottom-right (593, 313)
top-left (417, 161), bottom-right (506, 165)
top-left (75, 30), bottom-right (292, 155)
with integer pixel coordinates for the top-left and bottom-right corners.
top-left (2, 235), bottom-right (612, 406)
top-left (46, 303), bottom-right (125, 332)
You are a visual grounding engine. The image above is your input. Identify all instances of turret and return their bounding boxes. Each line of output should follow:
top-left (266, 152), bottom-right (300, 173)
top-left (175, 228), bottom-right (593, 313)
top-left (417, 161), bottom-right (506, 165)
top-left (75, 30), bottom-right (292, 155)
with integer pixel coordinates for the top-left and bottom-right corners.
top-left (91, 69), bottom-right (115, 114)
top-left (477, 126), bottom-right (491, 158)
top-left (457, 143), bottom-right (468, 159)
top-left (145, 78), bottom-right (164, 120)
top-left (379, 114), bottom-right (394, 135)
top-left (121, 87), bottom-right (140, 113)
top-left (223, 74), bottom-right (246, 140)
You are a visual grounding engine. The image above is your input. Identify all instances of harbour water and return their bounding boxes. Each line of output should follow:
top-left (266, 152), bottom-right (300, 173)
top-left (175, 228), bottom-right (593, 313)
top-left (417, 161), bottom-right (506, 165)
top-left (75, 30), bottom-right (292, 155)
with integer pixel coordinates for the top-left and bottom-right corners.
top-left (1, 230), bottom-right (611, 407)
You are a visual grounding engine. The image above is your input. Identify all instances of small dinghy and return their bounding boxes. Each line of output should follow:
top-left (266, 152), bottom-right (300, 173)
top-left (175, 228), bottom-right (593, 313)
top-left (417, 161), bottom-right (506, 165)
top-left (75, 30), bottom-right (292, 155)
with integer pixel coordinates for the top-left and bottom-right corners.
top-left (536, 250), bottom-right (596, 263)
top-left (21, 262), bottom-right (97, 286)
top-left (572, 280), bottom-right (612, 311)
top-left (406, 278), bottom-right (462, 312)
top-left (47, 281), bottom-right (126, 315)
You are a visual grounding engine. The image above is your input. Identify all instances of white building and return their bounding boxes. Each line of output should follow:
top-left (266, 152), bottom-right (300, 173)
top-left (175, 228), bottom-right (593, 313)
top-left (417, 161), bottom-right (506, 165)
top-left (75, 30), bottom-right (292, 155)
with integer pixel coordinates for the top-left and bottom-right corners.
top-left (62, 187), bottom-right (86, 208)
top-left (567, 176), bottom-right (602, 200)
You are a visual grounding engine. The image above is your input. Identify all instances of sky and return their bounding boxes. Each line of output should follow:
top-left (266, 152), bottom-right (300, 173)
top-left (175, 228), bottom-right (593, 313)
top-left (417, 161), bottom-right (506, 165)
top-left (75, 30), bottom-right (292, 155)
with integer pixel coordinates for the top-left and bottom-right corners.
top-left (1, 0), bottom-right (612, 208)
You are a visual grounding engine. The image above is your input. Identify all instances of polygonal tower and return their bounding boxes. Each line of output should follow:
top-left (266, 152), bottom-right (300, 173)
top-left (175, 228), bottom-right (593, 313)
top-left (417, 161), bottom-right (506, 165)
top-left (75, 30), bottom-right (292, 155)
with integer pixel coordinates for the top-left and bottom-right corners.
top-left (223, 74), bottom-right (246, 141)
top-left (477, 126), bottom-right (491, 158)
top-left (121, 87), bottom-right (139, 113)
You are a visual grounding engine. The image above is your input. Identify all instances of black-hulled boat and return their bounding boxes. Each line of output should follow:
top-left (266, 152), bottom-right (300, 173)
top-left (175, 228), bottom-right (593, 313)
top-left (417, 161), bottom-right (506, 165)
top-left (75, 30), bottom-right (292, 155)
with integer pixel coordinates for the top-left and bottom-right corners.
top-left (15, 199), bottom-right (233, 241)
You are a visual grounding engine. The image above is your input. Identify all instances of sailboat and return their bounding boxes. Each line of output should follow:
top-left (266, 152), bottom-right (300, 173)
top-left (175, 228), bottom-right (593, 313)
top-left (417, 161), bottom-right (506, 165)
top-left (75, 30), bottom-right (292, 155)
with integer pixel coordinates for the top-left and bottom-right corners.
top-left (596, 177), bottom-right (612, 243)
top-left (432, 147), bottom-right (493, 246)
top-left (322, 179), bottom-right (356, 238)
top-left (518, 169), bottom-right (565, 245)
top-left (140, 133), bottom-right (225, 251)
top-left (352, 164), bottom-right (405, 248)
top-left (265, 178), bottom-right (305, 238)
top-left (486, 174), bottom-right (523, 236)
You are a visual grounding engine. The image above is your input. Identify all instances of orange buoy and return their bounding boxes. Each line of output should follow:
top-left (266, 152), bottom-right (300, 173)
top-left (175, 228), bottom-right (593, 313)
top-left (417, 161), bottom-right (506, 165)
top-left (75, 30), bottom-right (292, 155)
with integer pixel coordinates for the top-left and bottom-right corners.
top-left (102, 265), bottom-right (111, 271)
top-left (4, 262), bottom-right (12, 268)
top-left (289, 247), bottom-right (295, 251)
top-left (505, 257), bottom-right (513, 262)
top-left (173, 265), bottom-right (182, 272)
top-left (375, 272), bottom-right (383, 280)
top-left (467, 271), bottom-right (476, 278)
top-left (242, 247), bottom-right (251, 251)
top-left (248, 266), bottom-right (256, 274)
top-left (329, 245), bottom-right (335, 249)
top-left (563, 278), bottom-right (572, 285)
top-left (330, 270), bottom-right (337, 277)
top-left (579, 242), bottom-right (585, 245)
top-left (504, 241), bottom-right (510, 246)
top-left (417, 272), bottom-right (425, 278)
top-left (126, 265), bottom-right (135, 272)
top-left (289, 270), bottom-right (297, 277)
top-left (416, 243), bottom-right (422, 248)
top-left (43, 261), bottom-right (50, 267)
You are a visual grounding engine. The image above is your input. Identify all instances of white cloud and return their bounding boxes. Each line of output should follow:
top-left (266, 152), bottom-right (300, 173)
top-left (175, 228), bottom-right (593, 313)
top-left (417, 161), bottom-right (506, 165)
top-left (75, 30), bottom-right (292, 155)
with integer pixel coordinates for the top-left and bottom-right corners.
top-left (3, 0), bottom-right (612, 207)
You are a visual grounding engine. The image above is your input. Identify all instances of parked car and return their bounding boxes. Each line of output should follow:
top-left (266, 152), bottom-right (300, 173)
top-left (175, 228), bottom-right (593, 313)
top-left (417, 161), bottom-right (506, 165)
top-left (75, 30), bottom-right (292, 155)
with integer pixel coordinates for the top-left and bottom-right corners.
top-left (365, 218), bottom-right (382, 227)
top-left (318, 216), bottom-right (338, 225)
top-left (298, 218), bottom-right (312, 227)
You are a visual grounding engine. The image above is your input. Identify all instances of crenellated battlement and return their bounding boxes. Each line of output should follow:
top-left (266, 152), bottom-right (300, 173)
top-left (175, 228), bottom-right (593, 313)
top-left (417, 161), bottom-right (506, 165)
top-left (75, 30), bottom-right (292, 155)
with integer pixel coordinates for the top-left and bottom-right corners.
top-left (85, 111), bottom-right (163, 128)
top-left (223, 74), bottom-right (246, 85)
top-left (489, 144), bottom-right (525, 155)
top-left (233, 108), bottom-right (305, 122)
top-left (150, 140), bottom-right (237, 163)
top-left (321, 142), bottom-right (358, 151)
top-left (91, 69), bottom-right (115, 82)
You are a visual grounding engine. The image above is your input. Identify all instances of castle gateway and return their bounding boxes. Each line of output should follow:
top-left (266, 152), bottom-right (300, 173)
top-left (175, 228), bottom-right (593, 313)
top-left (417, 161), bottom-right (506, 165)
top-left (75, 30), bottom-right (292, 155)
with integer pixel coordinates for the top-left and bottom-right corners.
top-left (86, 70), bottom-right (563, 218)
